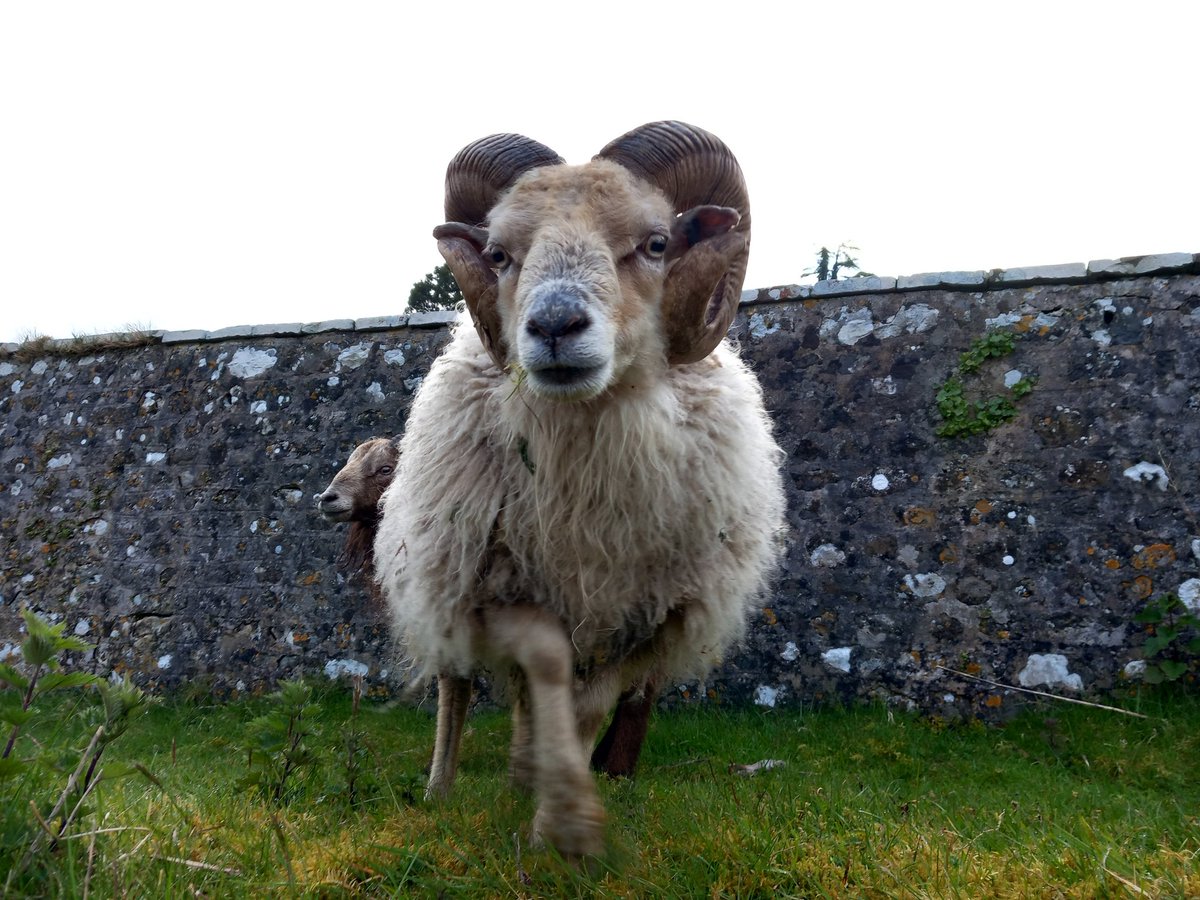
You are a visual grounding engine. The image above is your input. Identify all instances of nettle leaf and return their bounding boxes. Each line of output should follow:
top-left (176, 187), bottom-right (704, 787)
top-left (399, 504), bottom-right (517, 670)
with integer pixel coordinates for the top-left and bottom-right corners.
top-left (1142, 666), bottom-right (1166, 684)
top-left (1143, 635), bottom-right (1172, 657)
top-left (1134, 606), bottom-right (1165, 625)
top-left (1158, 660), bottom-right (1189, 681)
top-left (0, 664), bottom-right (29, 692)
top-left (0, 706), bottom-right (35, 727)
top-left (38, 672), bottom-right (102, 693)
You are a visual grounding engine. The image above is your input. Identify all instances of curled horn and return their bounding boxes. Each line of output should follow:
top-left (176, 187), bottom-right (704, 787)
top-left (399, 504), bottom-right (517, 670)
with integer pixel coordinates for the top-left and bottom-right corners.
top-left (438, 135), bottom-right (564, 367)
top-left (596, 121), bottom-right (750, 364)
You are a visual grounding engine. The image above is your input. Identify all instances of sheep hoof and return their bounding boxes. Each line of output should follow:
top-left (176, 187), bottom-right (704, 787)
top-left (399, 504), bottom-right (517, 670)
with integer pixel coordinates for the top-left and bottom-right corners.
top-left (531, 797), bottom-right (605, 858)
top-left (423, 780), bottom-right (450, 803)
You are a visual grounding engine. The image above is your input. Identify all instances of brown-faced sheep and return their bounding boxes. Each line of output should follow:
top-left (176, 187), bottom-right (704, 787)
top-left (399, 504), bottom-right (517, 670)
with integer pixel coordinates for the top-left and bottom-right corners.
top-left (374, 121), bottom-right (785, 856)
top-left (317, 437), bottom-right (655, 793)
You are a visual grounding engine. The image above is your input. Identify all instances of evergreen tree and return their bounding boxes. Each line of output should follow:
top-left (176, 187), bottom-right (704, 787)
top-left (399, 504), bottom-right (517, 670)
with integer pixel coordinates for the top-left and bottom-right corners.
top-left (407, 263), bottom-right (463, 313)
top-left (803, 243), bottom-right (873, 282)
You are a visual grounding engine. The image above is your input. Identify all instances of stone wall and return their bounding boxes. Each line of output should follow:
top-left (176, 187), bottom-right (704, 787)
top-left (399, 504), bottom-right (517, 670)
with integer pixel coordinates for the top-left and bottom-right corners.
top-left (2, 253), bottom-right (1198, 718)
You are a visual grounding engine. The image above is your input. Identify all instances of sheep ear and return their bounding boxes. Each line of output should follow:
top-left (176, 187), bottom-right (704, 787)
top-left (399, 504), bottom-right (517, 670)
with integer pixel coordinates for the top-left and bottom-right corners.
top-left (662, 208), bottom-right (747, 365)
top-left (665, 206), bottom-right (740, 261)
top-left (433, 223), bottom-right (507, 369)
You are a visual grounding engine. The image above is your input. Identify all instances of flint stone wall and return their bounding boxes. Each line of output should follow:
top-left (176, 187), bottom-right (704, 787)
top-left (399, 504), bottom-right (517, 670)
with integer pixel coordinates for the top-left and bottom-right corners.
top-left (1, 254), bottom-right (1198, 718)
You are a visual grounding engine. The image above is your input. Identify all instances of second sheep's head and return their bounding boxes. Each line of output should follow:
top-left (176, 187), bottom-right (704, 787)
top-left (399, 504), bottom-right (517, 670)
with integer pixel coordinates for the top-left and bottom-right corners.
top-left (434, 121), bottom-right (751, 401)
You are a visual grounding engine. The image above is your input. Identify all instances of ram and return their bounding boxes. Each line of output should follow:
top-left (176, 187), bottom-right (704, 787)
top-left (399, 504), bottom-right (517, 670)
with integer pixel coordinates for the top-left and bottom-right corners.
top-left (375, 121), bottom-right (785, 856)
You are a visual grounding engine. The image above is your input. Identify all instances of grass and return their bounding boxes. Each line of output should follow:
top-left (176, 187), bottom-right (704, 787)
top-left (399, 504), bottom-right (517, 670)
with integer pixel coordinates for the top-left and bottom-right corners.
top-left (4, 686), bottom-right (1198, 898)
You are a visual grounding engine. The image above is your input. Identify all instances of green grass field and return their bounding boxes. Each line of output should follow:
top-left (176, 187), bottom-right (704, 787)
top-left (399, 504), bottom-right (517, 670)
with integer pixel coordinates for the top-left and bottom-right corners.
top-left (4, 685), bottom-right (1198, 898)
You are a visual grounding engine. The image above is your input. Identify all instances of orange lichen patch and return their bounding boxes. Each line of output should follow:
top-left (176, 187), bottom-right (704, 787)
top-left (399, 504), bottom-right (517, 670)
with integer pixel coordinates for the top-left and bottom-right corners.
top-left (1086, 546), bottom-right (1096, 556)
top-left (298, 571), bottom-right (323, 586)
top-left (1105, 558), bottom-right (1121, 570)
top-left (965, 662), bottom-right (982, 675)
top-left (290, 630), bottom-right (310, 644)
top-left (903, 507), bottom-right (937, 526)
top-left (1123, 575), bottom-right (1154, 600)
top-left (939, 546), bottom-right (959, 564)
top-left (985, 694), bottom-right (1003, 708)
top-left (997, 630), bottom-right (1010, 640)
top-left (1013, 315), bottom-right (1035, 334)
top-left (910, 651), bottom-right (922, 664)
top-left (969, 499), bottom-right (993, 525)
top-left (762, 607), bottom-right (778, 626)
top-left (1132, 543), bottom-right (1176, 570)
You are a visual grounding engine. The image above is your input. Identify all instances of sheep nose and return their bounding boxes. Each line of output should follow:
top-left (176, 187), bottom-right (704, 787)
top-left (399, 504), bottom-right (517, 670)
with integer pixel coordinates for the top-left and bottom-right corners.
top-left (525, 293), bottom-right (590, 351)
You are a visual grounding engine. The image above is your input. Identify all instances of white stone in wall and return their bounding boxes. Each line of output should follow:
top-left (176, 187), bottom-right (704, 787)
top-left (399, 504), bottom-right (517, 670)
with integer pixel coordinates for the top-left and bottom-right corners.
top-left (781, 642), bottom-right (799, 661)
top-left (748, 312), bottom-right (780, 338)
top-left (383, 349), bottom-right (407, 366)
top-left (324, 658), bottom-right (369, 680)
top-left (822, 647), bottom-right (852, 673)
top-left (1018, 653), bottom-right (1082, 691)
top-left (1179, 578), bottom-right (1200, 613)
top-left (810, 544), bottom-right (846, 568)
top-left (837, 310), bottom-right (875, 345)
top-left (904, 572), bottom-right (946, 598)
top-left (875, 304), bottom-right (939, 339)
top-left (1122, 462), bottom-right (1169, 491)
top-left (336, 343), bottom-right (371, 372)
top-left (752, 685), bottom-right (779, 707)
top-left (228, 348), bottom-right (278, 378)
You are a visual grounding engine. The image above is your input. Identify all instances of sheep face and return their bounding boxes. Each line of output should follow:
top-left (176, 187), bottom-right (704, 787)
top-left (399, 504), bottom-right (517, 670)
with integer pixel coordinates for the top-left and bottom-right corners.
top-left (435, 122), bottom-right (751, 391)
top-left (490, 162), bottom-right (668, 399)
top-left (317, 437), bottom-right (399, 524)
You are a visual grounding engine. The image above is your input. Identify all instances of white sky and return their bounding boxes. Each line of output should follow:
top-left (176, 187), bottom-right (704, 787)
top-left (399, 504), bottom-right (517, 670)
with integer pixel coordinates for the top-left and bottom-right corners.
top-left (1, 1), bottom-right (1196, 343)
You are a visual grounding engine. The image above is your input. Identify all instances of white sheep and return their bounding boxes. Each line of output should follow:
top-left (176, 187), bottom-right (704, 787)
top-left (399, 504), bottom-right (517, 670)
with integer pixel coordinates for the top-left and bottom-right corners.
top-left (374, 121), bottom-right (785, 856)
top-left (316, 436), bottom-right (657, 793)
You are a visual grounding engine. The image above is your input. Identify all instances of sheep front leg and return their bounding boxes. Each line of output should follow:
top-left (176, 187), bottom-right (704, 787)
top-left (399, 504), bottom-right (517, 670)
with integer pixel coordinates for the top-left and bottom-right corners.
top-left (484, 605), bottom-right (604, 857)
top-left (425, 674), bottom-right (472, 800)
top-left (508, 693), bottom-right (535, 791)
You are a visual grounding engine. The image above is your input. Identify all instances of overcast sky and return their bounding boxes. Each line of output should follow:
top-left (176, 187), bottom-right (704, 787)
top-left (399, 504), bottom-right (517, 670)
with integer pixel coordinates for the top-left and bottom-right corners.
top-left (1, 1), bottom-right (1196, 343)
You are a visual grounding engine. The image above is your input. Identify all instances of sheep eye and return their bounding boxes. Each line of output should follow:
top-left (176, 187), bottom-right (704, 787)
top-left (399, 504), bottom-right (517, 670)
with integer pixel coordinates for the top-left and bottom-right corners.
top-left (485, 245), bottom-right (510, 270)
top-left (377, 465), bottom-right (393, 476)
top-left (641, 233), bottom-right (669, 259)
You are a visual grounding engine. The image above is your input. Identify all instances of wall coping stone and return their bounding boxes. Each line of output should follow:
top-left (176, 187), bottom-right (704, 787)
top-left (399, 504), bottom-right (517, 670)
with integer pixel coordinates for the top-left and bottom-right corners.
top-left (354, 315), bottom-right (408, 331)
top-left (301, 319), bottom-right (356, 335)
top-left (404, 310), bottom-right (461, 328)
top-left (7, 251), bottom-right (1198, 353)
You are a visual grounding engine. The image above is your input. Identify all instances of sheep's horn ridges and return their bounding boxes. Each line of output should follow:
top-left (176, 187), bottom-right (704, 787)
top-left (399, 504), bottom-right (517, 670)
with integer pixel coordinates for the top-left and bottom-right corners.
top-left (444, 134), bottom-right (564, 225)
top-left (596, 121), bottom-right (751, 362)
top-left (595, 121), bottom-right (751, 234)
